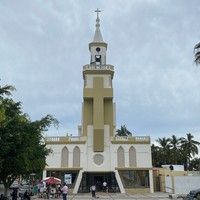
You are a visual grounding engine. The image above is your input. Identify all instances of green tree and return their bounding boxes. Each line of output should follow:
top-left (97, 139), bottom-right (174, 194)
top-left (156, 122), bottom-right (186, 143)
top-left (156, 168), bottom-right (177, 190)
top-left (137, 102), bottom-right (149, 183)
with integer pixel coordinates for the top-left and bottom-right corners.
top-left (151, 134), bottom-right (200, 169)
top-left (0, 83), bottom-right (16, 170)
top-left (169, 135), bottom-right (182, 164)
top-left (189, 158), bottom-right (200, 171)
top-left (156, 137), bottom-right (171, 164)
top-left (0, 83), bottom-right (15, 123)
top-left (0, 84), bottom-right (15, 97)
top-left (0, 82), bottom-right (58, 196)
top-left (151, 144), bottom-right (162, 167)
top-left (194, 42), bottom-right (200, 65)
top-left (116, 125), bottom-right (132, 136)
top-left (179, 133), bottom-right (200, 170)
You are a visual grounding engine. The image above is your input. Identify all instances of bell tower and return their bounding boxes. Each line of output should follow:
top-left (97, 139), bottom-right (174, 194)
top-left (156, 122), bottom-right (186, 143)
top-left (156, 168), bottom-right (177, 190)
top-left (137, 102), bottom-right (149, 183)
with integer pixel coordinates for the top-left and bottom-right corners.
top-left (82, 9), bottom-right (116, 152)
top-left (89, 8), bottom-right (107, 66)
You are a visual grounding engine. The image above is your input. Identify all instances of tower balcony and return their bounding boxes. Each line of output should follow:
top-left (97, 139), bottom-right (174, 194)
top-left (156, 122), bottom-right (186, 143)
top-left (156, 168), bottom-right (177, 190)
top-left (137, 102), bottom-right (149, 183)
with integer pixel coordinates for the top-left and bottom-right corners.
top-left (83, 64), bottom-right (114, 78)
top-left (45, 135), bottom-right (86, 144)
top-left (45, 135), bottom-right (150, 145)
top-left (83, 64), bottom-right (114, 71)
top-left (111, 135), bottom-right (151, 144)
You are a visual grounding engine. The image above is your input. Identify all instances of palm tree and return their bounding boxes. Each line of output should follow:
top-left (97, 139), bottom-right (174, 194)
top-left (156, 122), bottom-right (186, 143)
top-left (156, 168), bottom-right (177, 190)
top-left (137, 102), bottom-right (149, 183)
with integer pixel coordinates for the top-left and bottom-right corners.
top-left (116, 125), bottom-right (132, 136)
top-left (0, 82), bottom-right (15, 98)
top-left (169, 135), bottom-right (182, 164)
top-left (151, 144), bottom-right (162, 167)
top-left (156, 137), bottom-right (171, 164)
top-left (194, 42), bottom-right (200, 65)
top-left (179, 133), bottom-right (200, 169)
top-left (189, 157), bottom-right (200, 171)
top-left (0, 83), bottom-right (16, 122)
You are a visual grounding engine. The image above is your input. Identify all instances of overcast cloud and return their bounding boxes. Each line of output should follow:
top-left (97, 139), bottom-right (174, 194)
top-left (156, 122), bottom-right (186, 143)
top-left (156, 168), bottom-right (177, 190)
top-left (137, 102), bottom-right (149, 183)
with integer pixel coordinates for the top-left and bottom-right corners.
top-left (1, 0), bottom-right (200, 146)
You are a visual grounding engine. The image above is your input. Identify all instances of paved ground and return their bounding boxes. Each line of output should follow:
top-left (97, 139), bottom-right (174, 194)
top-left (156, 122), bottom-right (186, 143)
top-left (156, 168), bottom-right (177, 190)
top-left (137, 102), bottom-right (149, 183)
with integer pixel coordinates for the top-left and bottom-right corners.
top-left (32, 192), bottom-right (174, 200)
top-left (0, 185), bottom-right (180, 200)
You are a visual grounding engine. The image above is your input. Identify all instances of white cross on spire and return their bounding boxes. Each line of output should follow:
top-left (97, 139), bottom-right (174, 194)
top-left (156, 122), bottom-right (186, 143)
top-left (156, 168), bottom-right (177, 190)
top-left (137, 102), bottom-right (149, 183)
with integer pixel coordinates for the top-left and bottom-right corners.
top-left (95, 8), bottom-right (101, 19)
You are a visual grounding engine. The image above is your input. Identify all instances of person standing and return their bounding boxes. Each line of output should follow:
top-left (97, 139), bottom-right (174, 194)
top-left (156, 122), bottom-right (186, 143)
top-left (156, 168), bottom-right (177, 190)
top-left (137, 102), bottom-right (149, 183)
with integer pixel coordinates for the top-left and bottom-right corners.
top-left (24, 190), bottom-right (30, 200)
top-left (37, 182), bottom-right (41, 195)
top-left (46, 184), bottom-right (50, 199)
top-left (61, 183), bottom-right (68, 200)
top-left (102, 181), bottom-right (107, 192)
top-left (12, 188), bottom-right (18, 200)
top-left (33, 184), bottom-right (38, 195)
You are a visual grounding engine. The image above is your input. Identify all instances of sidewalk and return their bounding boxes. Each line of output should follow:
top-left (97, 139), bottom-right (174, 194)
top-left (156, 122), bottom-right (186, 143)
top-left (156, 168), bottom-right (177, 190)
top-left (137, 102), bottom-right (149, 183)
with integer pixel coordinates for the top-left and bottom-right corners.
top-left (32, 192), bottom-right (171, 200)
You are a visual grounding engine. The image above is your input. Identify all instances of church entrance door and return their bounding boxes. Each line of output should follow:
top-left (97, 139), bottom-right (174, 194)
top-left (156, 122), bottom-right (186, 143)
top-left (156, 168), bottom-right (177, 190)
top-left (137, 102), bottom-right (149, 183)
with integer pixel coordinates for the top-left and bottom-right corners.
top-left (79, 172), bottom-right (119, 193)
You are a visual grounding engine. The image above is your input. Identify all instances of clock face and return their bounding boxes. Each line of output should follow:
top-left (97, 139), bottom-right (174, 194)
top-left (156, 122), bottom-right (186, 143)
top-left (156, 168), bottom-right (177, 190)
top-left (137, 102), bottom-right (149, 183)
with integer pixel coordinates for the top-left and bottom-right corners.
top-left (96, 47), bottom-right (101, 52)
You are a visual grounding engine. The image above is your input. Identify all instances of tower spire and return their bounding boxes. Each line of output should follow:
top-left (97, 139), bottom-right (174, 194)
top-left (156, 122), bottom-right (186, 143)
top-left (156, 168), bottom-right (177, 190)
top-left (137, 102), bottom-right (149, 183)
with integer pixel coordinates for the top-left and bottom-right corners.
top-left (95, 8), bottom-right (101, 28)
top-left (93, 8), bottom-right (103, 42)
top-left (89, 8), bottom-right (108, 65)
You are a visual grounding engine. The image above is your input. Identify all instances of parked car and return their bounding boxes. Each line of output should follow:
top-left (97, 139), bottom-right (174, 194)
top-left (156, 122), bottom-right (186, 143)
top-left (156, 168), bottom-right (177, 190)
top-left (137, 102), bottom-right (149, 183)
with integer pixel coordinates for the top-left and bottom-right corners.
top-left (18, 184), bottom-right (33, 197)
top-left (184, 188), bottom-right (200, 200)
top-left (9, 180), bottom-right (19, 189)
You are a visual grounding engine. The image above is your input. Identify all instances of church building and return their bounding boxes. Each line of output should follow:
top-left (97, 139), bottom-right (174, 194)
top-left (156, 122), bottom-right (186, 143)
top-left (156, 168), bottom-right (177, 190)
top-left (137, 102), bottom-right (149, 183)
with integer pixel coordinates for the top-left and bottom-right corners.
top-left (43, 10), bottom-right (154, 194)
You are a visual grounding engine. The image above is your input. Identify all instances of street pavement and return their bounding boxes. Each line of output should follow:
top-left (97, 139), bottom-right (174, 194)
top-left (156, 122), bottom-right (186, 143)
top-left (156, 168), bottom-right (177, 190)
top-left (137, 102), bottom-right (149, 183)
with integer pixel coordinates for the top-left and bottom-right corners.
top-left (32, 192), bottom-right (173, 200)
top-left (0, 185), bottom-right (177, 200)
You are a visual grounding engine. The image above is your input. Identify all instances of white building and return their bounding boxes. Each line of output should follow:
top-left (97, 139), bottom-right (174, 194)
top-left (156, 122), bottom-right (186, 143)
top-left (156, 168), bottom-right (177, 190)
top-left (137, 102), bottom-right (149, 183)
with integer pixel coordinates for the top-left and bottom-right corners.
top-left (43, 10), bottom-right (154, 194)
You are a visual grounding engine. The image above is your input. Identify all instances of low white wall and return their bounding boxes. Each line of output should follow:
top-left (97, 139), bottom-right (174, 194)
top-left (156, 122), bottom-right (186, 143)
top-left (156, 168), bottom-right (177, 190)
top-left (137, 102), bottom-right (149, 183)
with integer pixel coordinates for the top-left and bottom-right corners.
top-left (165, 176), bottom-right (200, 195)
top-left (165, 176), bottom-right (172, 193)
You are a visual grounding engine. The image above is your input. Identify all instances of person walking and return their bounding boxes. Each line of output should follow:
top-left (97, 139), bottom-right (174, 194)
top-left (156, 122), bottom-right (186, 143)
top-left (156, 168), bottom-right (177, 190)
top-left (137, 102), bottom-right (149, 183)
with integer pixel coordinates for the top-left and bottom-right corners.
top-left (61, 183), bottom-right (68, 200)
top-left (90, 183), bottom-right (96, 198)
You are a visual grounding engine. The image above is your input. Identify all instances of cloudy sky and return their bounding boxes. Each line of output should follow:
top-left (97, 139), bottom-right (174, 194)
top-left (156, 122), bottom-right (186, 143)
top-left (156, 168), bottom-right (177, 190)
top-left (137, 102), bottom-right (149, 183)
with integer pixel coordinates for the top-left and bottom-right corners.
top-left (1, 0), bottom-right (200, 144)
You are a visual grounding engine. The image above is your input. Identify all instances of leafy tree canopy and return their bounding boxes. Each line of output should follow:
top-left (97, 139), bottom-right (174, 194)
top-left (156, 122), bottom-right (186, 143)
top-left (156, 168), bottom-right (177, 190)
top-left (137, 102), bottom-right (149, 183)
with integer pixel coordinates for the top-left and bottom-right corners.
top-left (0, 81), bottom-right (58, 195)
top-left (151, 134), bottom-right (200, 170)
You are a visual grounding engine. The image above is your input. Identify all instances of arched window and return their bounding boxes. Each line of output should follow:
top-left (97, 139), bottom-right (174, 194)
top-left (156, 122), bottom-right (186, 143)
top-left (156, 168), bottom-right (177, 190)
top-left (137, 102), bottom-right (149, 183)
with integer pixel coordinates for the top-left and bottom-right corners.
top-left (129, 146), bottom-right (136, 167)
top-left (73, 146), bottom-right (80, 167)
top-left (61, 146), bottom-right (68, 167)
top-left (117, 146), bottom-right (125, 167)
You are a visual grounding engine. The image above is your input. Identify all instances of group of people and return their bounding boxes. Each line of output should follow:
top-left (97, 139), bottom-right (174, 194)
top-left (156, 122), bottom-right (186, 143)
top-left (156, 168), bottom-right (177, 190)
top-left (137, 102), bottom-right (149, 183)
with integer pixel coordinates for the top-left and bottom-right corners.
top-left (6, 182), bottom-right (69, 200)
top-left (45, 183), bottom-right (68, 200)
top-left (9, 188), bottom-right (30, 200)
top-left (5, 180), bottom-right (111, 200)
